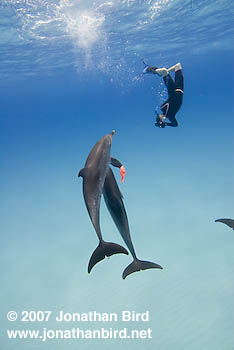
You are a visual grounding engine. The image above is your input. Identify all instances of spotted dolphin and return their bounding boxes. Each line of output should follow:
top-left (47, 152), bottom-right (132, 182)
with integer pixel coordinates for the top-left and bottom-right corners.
top-left (103, 167), bottom-right (163, 279)
top-left (78, 131), bottom-right (128, 273)
top-left (215, 218), bottom-right (234, 230)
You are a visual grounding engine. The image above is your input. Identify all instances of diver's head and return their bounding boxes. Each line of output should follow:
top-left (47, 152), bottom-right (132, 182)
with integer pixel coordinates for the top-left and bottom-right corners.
top-left (155, 113), bottom-right (166, 128)
top-left (157, 114), bottom-right (166, 122)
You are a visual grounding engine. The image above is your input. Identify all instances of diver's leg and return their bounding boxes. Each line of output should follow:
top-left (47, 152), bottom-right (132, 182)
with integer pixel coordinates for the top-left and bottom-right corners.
top-left (163, 74), bottom-right (176, 97)
top-left (168, 62), bottom-right (183, 90)
top-left (175, 69), bottom-right (184, 91)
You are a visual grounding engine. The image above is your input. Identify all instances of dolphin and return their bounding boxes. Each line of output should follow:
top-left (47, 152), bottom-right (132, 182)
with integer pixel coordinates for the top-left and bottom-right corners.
top-left (215, 218), bottom-right (234, 230)
top-left (78, 131), bottom-right (128, 273)
top-left (103, 167), bottom-right (163, 279)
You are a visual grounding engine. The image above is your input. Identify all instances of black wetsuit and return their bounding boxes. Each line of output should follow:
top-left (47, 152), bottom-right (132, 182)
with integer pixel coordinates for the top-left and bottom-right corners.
top-left (160, 69), bottom-right (184, 127)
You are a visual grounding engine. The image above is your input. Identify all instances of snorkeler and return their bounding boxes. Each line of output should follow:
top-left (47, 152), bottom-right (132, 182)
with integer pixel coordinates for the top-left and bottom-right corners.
top-left (143, 62), bottom-right (184, 128)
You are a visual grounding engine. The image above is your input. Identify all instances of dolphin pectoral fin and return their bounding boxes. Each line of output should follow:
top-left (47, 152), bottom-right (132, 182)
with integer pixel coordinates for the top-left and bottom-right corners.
top-left (78, 168), bottom-right (87, 178)
top-left (110, 157), bottom-right (122, 168)
top-left (88, 241), bottom-right (129, 273)
top-left (122, 259), bottom-right (163, 280)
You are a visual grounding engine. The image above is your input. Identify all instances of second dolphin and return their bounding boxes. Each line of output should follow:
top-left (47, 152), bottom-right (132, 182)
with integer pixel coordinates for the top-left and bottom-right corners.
top-left (103, 167), bottom-right (163, 279)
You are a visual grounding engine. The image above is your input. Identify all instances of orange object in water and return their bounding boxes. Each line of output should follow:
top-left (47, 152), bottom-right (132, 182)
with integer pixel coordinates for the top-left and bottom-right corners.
top-left (120, 165), bottom-right (126, 183)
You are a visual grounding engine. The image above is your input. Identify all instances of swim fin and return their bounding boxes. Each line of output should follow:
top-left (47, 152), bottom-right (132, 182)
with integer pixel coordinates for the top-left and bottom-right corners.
top-left (143, 66), bottom-right (158, 74)
top-left (155, 68), bottom-right (168, 77)
top-left (88, 241), bottom-right (128, 273)
top-left (168, 62), bottom-right (182, 72)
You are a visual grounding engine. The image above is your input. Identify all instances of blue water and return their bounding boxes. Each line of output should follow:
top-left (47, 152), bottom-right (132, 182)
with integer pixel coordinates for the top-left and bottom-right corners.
top-left (1, 0), bottom-right (234, 349)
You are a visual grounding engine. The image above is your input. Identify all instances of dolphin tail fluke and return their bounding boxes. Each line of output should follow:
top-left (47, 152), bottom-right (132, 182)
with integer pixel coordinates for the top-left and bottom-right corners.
top-left (88, 241), bottom-right (128, 273)
top-left (122, 258), bottom-right (163, 280)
